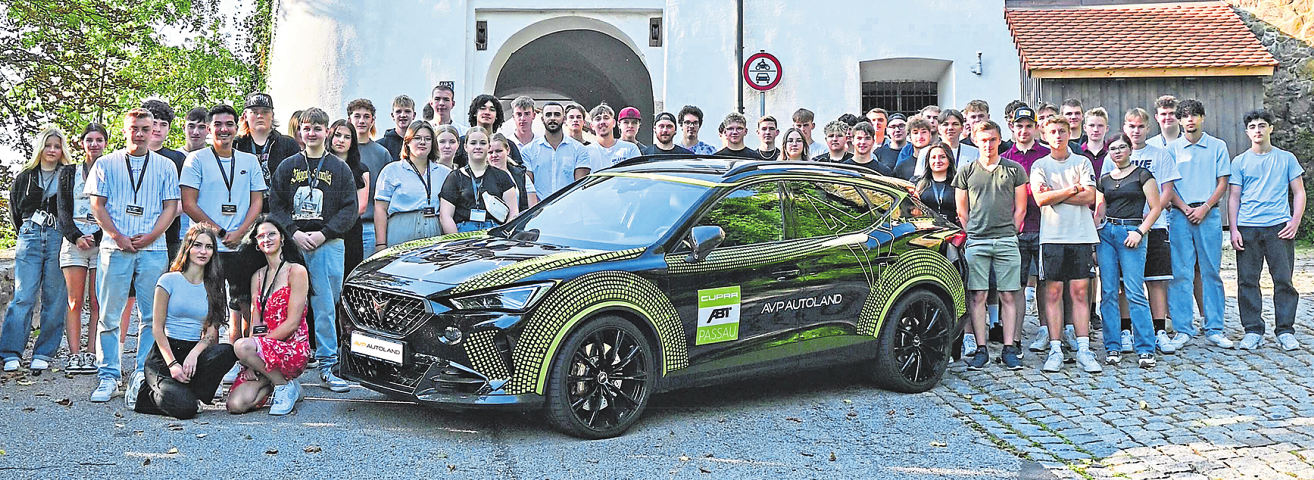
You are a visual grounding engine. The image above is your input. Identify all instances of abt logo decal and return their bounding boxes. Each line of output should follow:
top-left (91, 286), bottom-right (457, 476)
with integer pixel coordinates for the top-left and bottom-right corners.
top-left (696, 286), bottom-right (740, 345)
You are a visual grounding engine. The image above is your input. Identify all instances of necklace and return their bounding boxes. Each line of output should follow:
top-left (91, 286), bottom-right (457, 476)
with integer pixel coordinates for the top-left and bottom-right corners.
top-left (1112, 165), bottom-right (1134, 189)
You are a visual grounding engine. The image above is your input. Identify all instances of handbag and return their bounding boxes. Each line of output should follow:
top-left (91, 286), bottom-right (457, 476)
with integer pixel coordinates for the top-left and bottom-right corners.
top-left (481, 190), bottom-right (510, 223)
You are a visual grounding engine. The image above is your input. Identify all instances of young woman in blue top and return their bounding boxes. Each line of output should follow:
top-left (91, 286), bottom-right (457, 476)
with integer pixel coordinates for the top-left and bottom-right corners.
top-left (134, 224), bottom-right (238, 419)
top-left (373, 121), bottom-right (452, 249)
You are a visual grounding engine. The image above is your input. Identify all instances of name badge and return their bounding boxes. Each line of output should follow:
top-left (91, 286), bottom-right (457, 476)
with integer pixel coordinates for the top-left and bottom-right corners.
top-left (85, 212), bottom-right (96, 222)
top-left (126, 205), bottom-right (145, 216)
top-left (421, 206), bottom-right (436, 217)
top-left (252, 325), bottom-right (268, 336)
top-left (221, 204), bottom-right (238, 215)
top-left (469, 209), bottom-right (487, 222)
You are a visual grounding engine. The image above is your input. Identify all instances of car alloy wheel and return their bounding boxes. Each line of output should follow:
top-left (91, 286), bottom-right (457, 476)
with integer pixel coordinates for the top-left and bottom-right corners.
top-left (871, 289), bottom-right (955, 393)
top-left (546, 316), bottom-right (654, 439)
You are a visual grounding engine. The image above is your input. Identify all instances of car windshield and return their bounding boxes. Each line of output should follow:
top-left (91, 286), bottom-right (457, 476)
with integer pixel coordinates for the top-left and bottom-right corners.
top-left (497, 175), bottom-right (710, 250)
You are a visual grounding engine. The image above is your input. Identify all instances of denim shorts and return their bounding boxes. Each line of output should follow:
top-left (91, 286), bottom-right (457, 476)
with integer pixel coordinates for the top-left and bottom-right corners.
top-left (60, 238), bottom-right (98, 269)
top-left (965, 236), bottom-right (1021, 291)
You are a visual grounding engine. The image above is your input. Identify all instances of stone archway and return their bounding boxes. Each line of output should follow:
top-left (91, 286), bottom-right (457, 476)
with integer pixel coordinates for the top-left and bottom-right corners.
top-left (490, 26), bottom-right (655, 144)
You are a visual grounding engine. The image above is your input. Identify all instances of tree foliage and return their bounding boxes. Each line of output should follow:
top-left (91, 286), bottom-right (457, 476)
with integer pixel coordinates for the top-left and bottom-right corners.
top-left (0, 0), bottom-right (270, 162)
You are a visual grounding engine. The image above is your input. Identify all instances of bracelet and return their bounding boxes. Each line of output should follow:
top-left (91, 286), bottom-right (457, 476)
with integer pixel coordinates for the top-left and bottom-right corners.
top-left (168, 360), bottom-right (180, 368)
top-left (375, 243), bottom-right (387, 247)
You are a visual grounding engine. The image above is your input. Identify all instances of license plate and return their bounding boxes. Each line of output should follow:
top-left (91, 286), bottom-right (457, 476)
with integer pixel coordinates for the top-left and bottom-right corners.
top-left (351, 332), bottom-right (406, 365)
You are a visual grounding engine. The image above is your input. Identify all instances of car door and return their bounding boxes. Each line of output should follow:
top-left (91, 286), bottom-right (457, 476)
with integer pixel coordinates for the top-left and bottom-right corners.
top-left (663, 181), bottom-right (812, 379)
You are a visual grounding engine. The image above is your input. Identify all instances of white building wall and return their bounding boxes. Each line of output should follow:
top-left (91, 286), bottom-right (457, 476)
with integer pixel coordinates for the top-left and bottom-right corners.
top-left (270, 0), bottom-right (1021, 139)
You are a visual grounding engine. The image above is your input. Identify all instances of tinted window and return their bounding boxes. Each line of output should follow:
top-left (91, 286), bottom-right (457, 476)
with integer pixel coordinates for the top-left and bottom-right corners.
top-left (697, 182), bottom-right (783, 247)
top-left (502, 175), bottom-right (708, 249)
top-left (784, 181), bottom-right (882, 239)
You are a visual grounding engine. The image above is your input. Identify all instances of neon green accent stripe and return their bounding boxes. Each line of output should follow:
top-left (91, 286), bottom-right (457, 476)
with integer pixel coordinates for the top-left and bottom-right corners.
top-left (534, 301), bottom-right (635, 395)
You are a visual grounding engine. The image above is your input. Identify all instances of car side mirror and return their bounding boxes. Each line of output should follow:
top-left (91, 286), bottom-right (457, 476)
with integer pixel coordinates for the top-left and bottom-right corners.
top-left (685, 226), bottom-right (725, 263)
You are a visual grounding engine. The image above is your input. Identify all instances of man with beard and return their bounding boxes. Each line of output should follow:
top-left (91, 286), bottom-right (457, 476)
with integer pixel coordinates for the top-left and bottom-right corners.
top-left (522, 102), bottom-right (592, 197)
top-left (640, 112), bottom-right (692, 155)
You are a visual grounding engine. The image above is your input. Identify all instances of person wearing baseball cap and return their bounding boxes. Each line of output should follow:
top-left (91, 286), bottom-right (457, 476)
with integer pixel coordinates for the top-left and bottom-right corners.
top-left (640, 112), bottom-right (692, 156)
top-left (617, 107), bottom-right (644, 148)
top-left (234, 92), bottom-right (301, 211)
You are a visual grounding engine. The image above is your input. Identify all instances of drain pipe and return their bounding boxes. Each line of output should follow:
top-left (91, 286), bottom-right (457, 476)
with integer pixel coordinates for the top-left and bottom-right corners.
top-left (736, 0), bottom-right (744, 114)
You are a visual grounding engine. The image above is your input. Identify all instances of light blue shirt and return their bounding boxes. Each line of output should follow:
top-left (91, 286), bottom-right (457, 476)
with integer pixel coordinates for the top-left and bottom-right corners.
top-left (1167, 132), bottom-right (1230, 204)
top-left (85, 150), bottom-right (181, 251)
top-left (588, 140), bottom-right (641, 172)
top-left (522, 135), bottom-right (591, 197)
top-left (1101, 144), bottom-right (1180, 230)
top-left (374, 159), bottom-right (452, 215)
top-left (157, 272), bottom-right (208, 342)
top-left (180, 148), bottom-right (268, 252)
top-left (685, 141), bottom-right (717, 156)
top-left (1229, 147), bottom-right (1304, 227)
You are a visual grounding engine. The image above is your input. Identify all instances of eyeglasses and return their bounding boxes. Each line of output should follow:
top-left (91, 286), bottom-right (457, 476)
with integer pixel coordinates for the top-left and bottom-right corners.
top-left (682, 120), bottom-right (701, 126)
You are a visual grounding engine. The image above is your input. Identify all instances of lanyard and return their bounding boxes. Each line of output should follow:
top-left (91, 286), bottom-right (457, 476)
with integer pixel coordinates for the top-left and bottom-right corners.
top-left (126, 153), bottom-right (151, 204)
top-left (931, 180), bottom-right (948, 212)
top-left (211, 147), bottom-right (237, 202)
top-left (37, 168), bottom-right (57, 193)
top-left (302, 153), bottom-right (325, 190)
top-left (407, 159), bottom-right (433, 204)
top-left (252, 138), bottom-right (270, 159)
top-left (466, 167), bottom-right (484, 209)
top-left (257, 260), bottom-right (286, 315)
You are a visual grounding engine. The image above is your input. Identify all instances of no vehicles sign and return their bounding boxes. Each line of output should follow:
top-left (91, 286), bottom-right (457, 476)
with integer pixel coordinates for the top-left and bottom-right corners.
top-left (744, 52), bottom-right (781, 91)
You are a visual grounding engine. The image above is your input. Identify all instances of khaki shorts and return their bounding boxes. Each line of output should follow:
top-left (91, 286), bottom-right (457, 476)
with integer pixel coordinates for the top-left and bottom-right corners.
top-left (965, 236), bottom-right (1021, 292)
top-left (59, 238), bottom-right (98, 269)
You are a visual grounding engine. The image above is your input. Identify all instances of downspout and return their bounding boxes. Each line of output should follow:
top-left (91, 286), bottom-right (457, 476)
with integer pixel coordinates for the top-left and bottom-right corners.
top-left (736, 0), bottom-right (744, 114)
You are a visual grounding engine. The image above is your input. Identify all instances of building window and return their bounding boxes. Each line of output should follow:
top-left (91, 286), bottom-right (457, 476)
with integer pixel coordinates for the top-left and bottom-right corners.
top-left (861, 81), bottom-right (938, 118)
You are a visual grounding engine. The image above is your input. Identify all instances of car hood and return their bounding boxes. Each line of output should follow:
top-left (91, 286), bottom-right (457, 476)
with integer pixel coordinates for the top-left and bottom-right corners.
top-left (349, 236), bottom-right (638, 297)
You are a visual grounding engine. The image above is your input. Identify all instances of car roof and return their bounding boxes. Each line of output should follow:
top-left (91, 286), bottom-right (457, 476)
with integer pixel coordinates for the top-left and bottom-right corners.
top-left (603, 155), bottom-right (913, 190)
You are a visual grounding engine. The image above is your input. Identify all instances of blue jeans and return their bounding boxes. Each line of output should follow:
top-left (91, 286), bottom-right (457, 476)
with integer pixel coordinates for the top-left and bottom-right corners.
top-left (457, 220), bottom-right (496, 232)
top-left (0, 221), bottom-right (68, 363)
top-left (302, 238), bottom-right (344, 369)
top-left (95, 247), bottom-right (168, 380)
top-left (1097, 223), bottom-right (1153, 354)
top-left (361, 221), bottom-right (375, 256)
top-left (1167, 208), bottom-right (1225, 337)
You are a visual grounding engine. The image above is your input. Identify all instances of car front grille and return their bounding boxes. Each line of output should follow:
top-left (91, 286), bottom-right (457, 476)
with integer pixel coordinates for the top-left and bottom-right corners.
top-left (343, 286), bottom-right (429, 335)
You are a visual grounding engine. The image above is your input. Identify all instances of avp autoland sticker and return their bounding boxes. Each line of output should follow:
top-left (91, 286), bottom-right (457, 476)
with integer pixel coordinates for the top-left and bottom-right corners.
top-left (696, 286), bottom-right (741, 345)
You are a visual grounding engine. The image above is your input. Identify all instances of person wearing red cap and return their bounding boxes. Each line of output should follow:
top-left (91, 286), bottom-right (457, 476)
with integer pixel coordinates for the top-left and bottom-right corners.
top-left (617, 107), bottom-right (644, 149)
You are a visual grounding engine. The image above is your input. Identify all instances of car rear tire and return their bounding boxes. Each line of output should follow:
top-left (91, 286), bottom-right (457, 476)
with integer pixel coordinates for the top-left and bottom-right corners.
top-left (870, 289), bottom-right (954, 393)
top-left (544, 316), bottom-right (655, 439)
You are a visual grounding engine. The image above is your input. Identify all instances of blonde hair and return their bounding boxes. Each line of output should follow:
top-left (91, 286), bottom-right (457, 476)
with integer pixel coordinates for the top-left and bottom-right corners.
top-left (1084, 107), bottom-right (1108, 124)
top-left (25, 125), bottom-right (75, 171)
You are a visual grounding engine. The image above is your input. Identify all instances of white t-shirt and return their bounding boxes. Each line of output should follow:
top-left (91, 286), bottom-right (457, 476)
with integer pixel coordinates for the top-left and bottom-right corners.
top-left (588, 140), bottom-right (641, 172)
top-left (1030, 153), bottom-right (1098, 244)
top-left (179, 148), bottom-right (269, 252)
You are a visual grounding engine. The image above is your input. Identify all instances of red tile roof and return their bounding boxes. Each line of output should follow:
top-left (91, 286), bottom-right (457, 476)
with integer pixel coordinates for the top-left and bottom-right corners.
top-left (1006, 2), bottom-right (1277, 72)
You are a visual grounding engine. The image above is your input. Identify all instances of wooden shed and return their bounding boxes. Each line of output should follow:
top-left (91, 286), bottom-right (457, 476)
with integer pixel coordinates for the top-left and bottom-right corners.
top-left (1006, 0), bottom-right (1278, 155)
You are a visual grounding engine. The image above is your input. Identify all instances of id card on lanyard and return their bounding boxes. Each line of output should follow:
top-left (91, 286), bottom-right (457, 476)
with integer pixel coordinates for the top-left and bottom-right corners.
top-left (408, 159), bottom-right (438, 217)
top-left (212, 147), bottom-right (239, 215)
top-left (126, 153), bottom-right (150, 216)
top-left (467, 167), bottom-right (486, 222)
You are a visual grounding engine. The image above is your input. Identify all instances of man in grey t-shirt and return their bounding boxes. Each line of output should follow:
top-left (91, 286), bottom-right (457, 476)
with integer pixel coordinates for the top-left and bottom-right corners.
top-left (348, 98), bottom-right (395, 252)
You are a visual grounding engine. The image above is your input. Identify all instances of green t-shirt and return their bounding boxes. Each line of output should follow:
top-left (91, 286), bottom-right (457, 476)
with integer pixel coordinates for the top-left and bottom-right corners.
top-left (951, 158), bottom-right (1027, 239)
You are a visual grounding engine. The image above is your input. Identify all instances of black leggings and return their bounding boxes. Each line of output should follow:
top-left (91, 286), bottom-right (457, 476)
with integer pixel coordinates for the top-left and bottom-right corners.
top-left (135, 338), bottom-right (237, 419)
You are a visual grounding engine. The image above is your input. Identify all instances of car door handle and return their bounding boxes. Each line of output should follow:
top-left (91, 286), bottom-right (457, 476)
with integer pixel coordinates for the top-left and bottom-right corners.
top-left (771, 269), bottom-right (801, 280)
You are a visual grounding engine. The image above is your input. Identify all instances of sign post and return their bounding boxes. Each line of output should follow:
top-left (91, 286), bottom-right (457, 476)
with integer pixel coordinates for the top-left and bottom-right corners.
top-left (743, 51), bottom-right (781, 117)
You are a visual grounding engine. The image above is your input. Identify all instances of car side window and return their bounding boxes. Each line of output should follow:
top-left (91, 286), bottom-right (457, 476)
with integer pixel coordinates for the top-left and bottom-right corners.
top-left (696, 182), bottom-right (783, 247)
top-left (861, 187), bottom-right (922, 223)
top-left (783, 181), bottom-right (881, 239)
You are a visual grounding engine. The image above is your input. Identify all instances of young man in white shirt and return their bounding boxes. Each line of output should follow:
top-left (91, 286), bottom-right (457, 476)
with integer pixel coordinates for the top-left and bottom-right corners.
top-left (792, 108), bottom-right (826, 157)
top-left (586, 103), bottom-right (641, 171)
top-left (521, 102), bottom-right (592, 197)
top-left (86, 108), bottom-right (182, 405)
top-left (429, 84), bottom-right (468, 135)
top-left (565, 103), bottom-right (591, 147)
top-left (510, 96), bottom-right (538, 150)
top-left (1147, 95), bottom-right (1180, 149)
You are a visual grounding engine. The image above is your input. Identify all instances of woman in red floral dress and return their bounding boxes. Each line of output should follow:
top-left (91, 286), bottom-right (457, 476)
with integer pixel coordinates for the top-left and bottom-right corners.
top-left (227, 218), bottom-right (310, 416)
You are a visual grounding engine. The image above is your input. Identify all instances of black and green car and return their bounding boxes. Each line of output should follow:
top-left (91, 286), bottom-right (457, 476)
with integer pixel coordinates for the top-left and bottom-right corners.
top-left (338, 157), bottom-right (967, 439)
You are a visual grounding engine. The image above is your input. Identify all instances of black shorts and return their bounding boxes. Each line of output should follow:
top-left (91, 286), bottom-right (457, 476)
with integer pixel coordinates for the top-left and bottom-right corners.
top-left (1017, 232), bottom-right (1041, 288)
top-left (220, 251), bottom-right (249, 311)
top-left (1039, 243), bottom-right (1096, 281)
top-left (1144, 228), bottom-right (1173, 281)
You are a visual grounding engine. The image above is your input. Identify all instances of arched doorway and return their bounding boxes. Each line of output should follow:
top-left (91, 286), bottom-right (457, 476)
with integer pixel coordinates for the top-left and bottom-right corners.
top-left (493, 29), bottom-right (655, 144)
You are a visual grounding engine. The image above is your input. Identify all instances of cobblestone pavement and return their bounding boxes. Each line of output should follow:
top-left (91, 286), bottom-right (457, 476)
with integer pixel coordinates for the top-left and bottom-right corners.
top-left (932, 251), bottom-right (1314, 479)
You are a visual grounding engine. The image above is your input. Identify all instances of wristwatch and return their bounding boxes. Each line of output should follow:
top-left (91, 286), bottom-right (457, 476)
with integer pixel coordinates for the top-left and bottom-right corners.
top-left (218, 228), bottom-right (228, 237)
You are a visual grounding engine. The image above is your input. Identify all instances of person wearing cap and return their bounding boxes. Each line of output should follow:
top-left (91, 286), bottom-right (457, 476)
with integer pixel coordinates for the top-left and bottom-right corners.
top-left (586, 103), bottom-right (641, 171)
top-left (875, 113), bottom-right (907, 172)
top-left (617, 107), bottom-right (645, 149)
top-left (1002, 106), bottom-right (1054, 355)
top-left (714, 112), bottom-right (765, 160)
top-left (640, 113), bottom-right (692, 156)
top-left (234, 93), bottom-right (300, 210)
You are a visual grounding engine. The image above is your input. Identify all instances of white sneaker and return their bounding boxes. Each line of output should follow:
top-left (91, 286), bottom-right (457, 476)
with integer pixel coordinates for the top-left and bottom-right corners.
top-left (1277, 333), bottom-right (1300, 351)
top-left (222, 363), bottom-right (241, 385)
top-left (269, 381), bottom-right (299, 416)
top-left (1156, 330), bottom-right (1176, 354)
top-left (321, 369), bottom-right (350, 393)
top-left (1042, 350), bottom-right (1064, 372)
top-left (1120, 330), bottom-right (1134, 353)
top-left (2, 359), bottom-right (18, 372)
top-left (1238, 333), bottom-right (1263, 350)
top-left (1062, 325), bottom-right (1079, 352)
top-left (1205, 333), bottom-right (1234, 349)
top-left (1029, 326), bottom-right (1050, 352)
top-left (28, 358), bottom-right (49, 376)
top-left (125, 371), bottom-right (144, 410)
top-left (1076, 350), bottom-right (1103, 373)
top-left (90, 378), bottom-right (118, 403)
top-left (962, 334), bottom-right (978, 362)
top-left (1169, 333), bottom-right (1192, 351)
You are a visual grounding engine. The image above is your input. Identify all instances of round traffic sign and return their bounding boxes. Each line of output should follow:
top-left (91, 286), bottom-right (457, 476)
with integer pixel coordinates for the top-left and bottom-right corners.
top-left (744, 52), bottom-right (782, 91)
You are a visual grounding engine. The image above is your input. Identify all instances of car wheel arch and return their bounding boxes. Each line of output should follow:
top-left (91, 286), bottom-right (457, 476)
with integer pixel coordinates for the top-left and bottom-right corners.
top-left (540, 305), bottom-right (667, 389)
top-left (857, 248), bottom-right (967, 337)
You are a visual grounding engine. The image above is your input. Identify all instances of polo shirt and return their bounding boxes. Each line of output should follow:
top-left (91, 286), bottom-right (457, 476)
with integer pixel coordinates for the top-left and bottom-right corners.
top-left (1000, 142), bottom-right (1050, 234)
top-left (179, 148), bottom-right (268, 252)
top-left (521, 136), bottom-right (592, 197)
top-left (85, 150), bottom-right (182, 251)
top-left (374, 159), bottom-right (453, 216)
top-left (1167, 132), bottom-right (1231, 205)
top-left (1229, 147), bottom-right (1304, 227)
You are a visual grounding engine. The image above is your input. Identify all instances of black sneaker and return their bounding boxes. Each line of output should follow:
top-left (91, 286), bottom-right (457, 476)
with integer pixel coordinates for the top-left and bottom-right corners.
top-left (1000, 345), bottom-right (1023, 370)
top-left (965, 348), bottom-right (989, 371)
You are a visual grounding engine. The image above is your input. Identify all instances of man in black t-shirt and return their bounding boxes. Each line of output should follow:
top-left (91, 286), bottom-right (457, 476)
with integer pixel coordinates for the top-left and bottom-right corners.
top-left (756, 116), bottom-right (780, 160)
top-left (141, 99), bottom-right (187, 258)
top-left (713, 113), bottom-right (765, 159)
top-left (842, 121), bottom-right (894, 176)
top-left (640, 112), bottom-right (693, 156)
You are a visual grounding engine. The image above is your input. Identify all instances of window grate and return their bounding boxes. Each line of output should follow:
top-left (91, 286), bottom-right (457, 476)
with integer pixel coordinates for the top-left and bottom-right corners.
top-left (861, 81), bottom-right (938, 118)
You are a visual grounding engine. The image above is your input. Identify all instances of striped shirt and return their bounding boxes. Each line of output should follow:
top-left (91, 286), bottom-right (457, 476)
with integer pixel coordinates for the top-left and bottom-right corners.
top-left (85, 149), bottom-right (181, 251)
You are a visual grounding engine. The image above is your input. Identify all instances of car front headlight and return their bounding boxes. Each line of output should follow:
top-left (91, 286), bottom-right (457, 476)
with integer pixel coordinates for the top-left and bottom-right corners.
top-left (446, 283), bottom-right (554, 312)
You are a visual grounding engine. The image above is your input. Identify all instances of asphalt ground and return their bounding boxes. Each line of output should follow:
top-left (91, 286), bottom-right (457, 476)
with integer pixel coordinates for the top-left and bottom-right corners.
top-left (0, 353), bottom-right (1053, 479)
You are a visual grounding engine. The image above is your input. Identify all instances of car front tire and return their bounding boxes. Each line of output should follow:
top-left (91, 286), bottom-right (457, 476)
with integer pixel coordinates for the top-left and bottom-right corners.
top-left (544, 316), bottom-right (655, 439)
top-left (870, 289), bottom-right (954, 393)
